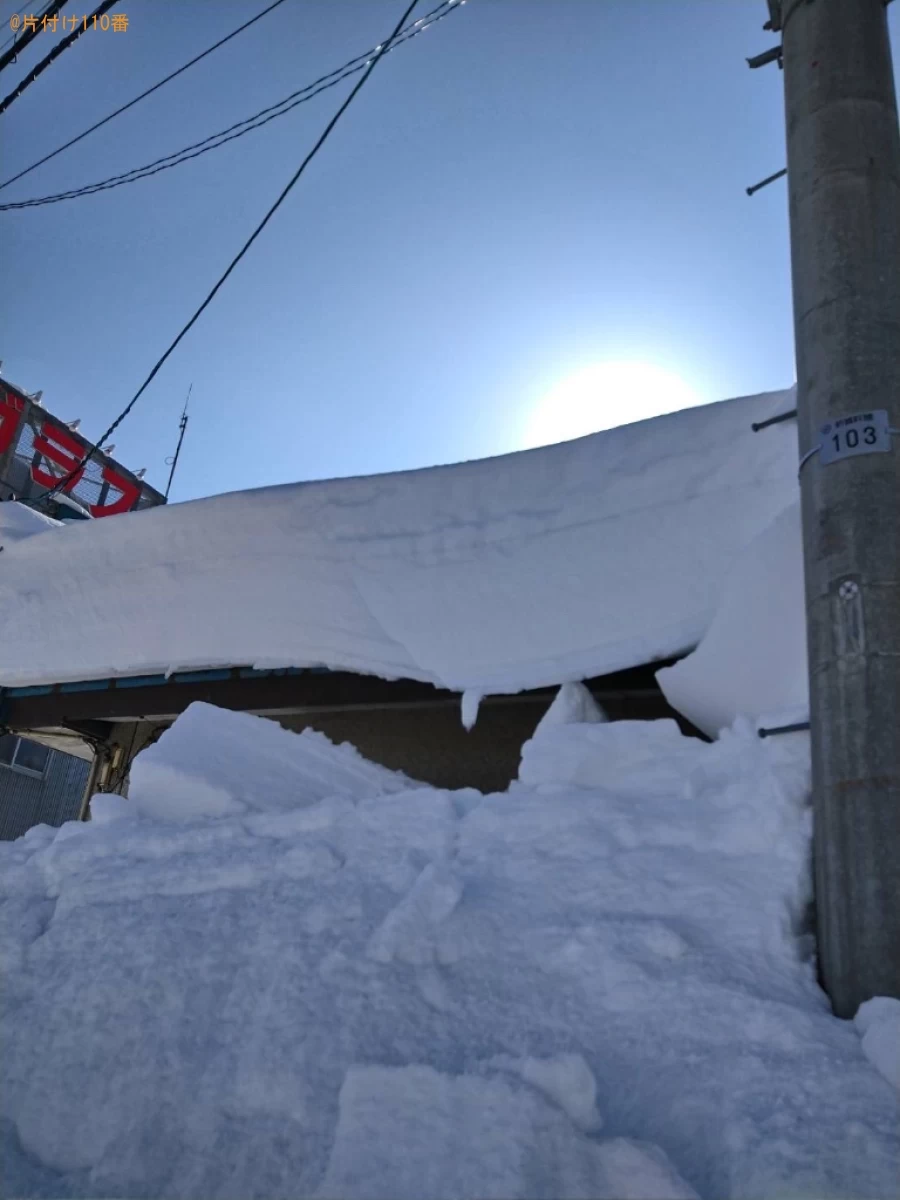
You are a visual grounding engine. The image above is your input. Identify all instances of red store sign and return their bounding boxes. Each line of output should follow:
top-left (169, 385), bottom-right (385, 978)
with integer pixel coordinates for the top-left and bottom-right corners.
top-left (1, 387), bottom-right (153, 517)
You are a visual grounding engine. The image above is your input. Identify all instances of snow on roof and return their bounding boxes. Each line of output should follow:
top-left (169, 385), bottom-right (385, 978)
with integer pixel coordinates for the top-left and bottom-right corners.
top-left (52, 493), bottom-right (93, 518)
top-left (0, 389), bottom-right (799, 692)
top-left (0, 501), bottom-right (63, 545)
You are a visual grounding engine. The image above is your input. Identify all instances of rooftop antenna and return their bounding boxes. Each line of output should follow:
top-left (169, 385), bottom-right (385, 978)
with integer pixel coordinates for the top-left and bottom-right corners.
top-left (164, 384), bottom-right (191, 501)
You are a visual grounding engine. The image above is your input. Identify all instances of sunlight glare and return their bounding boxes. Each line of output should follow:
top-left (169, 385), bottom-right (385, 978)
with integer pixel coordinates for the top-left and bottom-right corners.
top-left (522, 362), bottom-right (706, 449)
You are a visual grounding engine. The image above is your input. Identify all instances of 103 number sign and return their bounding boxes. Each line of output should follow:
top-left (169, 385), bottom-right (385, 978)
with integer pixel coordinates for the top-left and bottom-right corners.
top-left (818, 410), bottom-right (893, 465)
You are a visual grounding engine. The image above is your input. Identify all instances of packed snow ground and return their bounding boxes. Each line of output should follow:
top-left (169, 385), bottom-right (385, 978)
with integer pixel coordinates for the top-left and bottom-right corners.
top-left (2, 698), bottom-right (897, 1200)
top-left (0, 390), bottom-right (799, 701)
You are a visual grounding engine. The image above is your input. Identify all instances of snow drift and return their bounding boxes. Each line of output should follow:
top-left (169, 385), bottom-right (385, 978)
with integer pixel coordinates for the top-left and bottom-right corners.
top-left (1, 700), bottom-right (897, 1200)
top-left (0, 390), bottom-right (799, 697)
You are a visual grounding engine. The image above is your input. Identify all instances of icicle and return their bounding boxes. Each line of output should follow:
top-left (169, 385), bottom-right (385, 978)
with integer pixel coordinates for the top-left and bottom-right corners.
top-left (460, 689), bottom-right (484, 731)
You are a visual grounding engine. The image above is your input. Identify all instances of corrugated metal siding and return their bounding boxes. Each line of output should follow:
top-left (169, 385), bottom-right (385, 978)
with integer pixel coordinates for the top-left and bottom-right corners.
top-left (0, 747), bottom-right (90, 841)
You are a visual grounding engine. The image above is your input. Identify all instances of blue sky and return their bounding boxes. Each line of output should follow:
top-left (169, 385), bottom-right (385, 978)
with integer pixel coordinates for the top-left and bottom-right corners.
top-left (2, 0), bottom-right (898, 502)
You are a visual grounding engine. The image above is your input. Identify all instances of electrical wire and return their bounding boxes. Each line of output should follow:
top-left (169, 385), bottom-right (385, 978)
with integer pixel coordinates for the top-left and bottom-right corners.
top-left (0, 2), bottom-right (50, 56)
top-left (0, 6), bottom-right (34, 55)
top-left (0, 0), bottom-right (291, 189)
top-left (0, 0), bottom-right (119, 116)
top-left (0, 0), bottom-right (68, 74)
top-left (38, 0), bottom-right (422, 504)
top-left (0, 0), bottom-right (462, 209)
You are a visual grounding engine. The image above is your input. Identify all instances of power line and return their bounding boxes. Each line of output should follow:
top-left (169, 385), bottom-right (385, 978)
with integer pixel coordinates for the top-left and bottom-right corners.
top-left (0, 0), bottom-right (290, 189)
top-left (0, 0), bottom-right (69, 74)
top-left (1, 2), bottom-right (458, 207)
top-left (0, 2), bottom-right (51, 56)
top-left (39, 0), bottom-right (422, 505)
top-left (0, 5), bottom-right (35, 54)
top-left (0, 0), bottom-right (119, 116)
top-left (0, 0), bottom-right (462, 209)
top-left (0, 0), bottom-right (57, 58)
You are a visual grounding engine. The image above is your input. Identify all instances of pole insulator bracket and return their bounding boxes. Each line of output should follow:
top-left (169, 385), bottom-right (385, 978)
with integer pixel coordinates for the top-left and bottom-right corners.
top-left (758, 721), bottom-right (810, 738)
top-left (752, 408), bottom-right (797, 432)
top-left (747, 167), bottom-right (787, 196)
top-left (747, 45), bottom-right (783, 69)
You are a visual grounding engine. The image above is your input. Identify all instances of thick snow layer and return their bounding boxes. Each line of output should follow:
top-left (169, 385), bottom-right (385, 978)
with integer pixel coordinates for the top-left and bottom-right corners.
top-left (2, 702), bottom-right (898, 1200)
top-left (0, 500), bottom-right (61, 544)
top-left (656, 502), bottom-right (808, 737)
top-left (0, 390), bottom-right (798, 692)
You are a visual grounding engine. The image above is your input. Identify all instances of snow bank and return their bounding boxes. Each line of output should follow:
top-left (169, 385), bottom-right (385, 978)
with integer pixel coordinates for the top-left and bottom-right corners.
top-left (0, 390), bottom-right (798, 693)
top-left (2, 700), bottom-right (898, 1200)
top-left (656, 502), bottom-right (807, 737)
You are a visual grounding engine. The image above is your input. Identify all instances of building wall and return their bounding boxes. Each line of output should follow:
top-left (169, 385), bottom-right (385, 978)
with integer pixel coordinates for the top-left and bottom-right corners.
top-left (276, 689), bottom-right (702, 794)
top-left (0, 745), bottom-right (90, 841)
top-left (82, 688), bottom-right (706, 809)
top-left (278, 699), bottom-right (550, 794)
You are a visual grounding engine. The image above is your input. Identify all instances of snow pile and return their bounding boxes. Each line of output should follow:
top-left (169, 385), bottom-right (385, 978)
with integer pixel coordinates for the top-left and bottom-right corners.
top-left (855, 997), bottom-right (900, 1092)
top-left (656, 502), bottom-right (808, 737)
top-left (0, 501), bottom-right (61, 545)
top-left (318, 1065), bottom-right (695, 1200)
top-left (2, 700), bottom-right (896, 1200)
top-left (0, 389), bottom-right (798, 695)
top-left (535, 680), bottom-right (609, 727)
top-left (124, 702), bottom-right (415, 822)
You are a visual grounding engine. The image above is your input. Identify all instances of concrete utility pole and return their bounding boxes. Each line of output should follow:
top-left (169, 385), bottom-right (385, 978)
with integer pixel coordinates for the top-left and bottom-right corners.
top-left (774, 0), bottom-right (900, 1017)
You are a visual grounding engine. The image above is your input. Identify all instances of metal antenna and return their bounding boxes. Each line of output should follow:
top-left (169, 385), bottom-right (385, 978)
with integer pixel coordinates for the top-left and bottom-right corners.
top-left (164, 384), bottom-right (191, 500)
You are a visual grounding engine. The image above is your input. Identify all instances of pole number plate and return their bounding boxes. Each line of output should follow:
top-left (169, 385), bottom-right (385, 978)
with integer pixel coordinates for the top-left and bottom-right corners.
top-left (819, 410), bottom-right (893, 465)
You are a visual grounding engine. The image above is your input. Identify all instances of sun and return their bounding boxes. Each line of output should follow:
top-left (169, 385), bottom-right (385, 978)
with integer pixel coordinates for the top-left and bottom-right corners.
top-left (521, 361), bottom-right (706, 449)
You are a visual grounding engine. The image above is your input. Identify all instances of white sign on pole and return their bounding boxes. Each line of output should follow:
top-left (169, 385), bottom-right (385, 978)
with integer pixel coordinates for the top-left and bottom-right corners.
top-left (818, 409), bottom-right (893, 465)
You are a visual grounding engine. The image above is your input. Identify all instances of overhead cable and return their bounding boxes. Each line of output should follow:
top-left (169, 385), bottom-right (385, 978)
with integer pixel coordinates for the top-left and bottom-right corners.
top-left (0, 0), bottom-right (119, 116)
top-left (0, 0), bottom-right (463, 209)
top-left (38, 0), bottom-right (422, 503)
top-left (0, 0), bottom-right (69, 74)
top-left (0, 0), bottom-right (290, 188)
